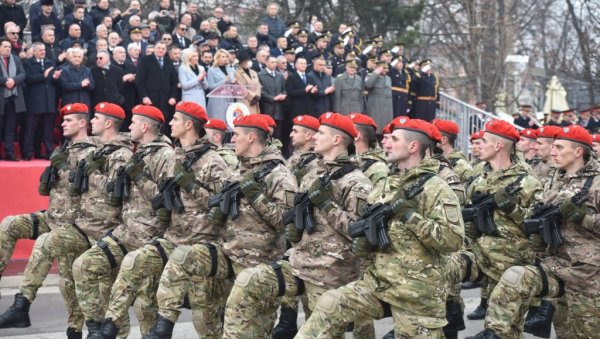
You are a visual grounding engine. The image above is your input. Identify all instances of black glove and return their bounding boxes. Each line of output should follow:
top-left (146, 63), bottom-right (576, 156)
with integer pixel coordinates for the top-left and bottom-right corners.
top-left (559, 199), bottom-right (588, 224)
top-left (494, 189), bottom-right (518, 213)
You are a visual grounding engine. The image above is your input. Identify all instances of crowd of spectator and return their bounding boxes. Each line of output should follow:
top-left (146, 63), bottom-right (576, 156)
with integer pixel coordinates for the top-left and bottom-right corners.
top-left (0, 0), bottom-right (443, 160)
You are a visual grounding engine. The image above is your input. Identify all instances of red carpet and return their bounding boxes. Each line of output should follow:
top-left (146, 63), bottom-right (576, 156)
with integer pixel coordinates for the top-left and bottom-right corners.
top-left (0, 160), bottom-right (50, 260)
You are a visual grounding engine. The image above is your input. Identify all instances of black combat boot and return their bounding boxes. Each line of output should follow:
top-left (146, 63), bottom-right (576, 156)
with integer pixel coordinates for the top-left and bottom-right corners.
top-left (466, 298), bottom-right (487, 320)
top-left (85, 320), bottom-right (102, 339)
top-left (524, 299), bottom-right (555, 338)
top-left (272, 306), bottom-right (298, 339)
top-left (465, 328), bottom-right (501, 339)
top-left (443, 300), bottom-right (466, 339)
top-left (67, 327), bottom-right (83, 339)
top-left (382, 329), bottom-right (395, 339)
top-left (98, 318), bottom-right (119, 339)
top-left (141, 315), bottom-right (175, 339)
top-left (0, 293), bottom-right (31, 328)
top-left (461, 281), bottom-right (482, 289)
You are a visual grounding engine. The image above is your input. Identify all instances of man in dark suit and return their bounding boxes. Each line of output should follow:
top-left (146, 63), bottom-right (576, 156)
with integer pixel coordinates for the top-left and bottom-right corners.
top-left (91, 50), bottom-right (124, 108)
top-left (22, 42), bottom-right (60, 160)
top-left (115, 44), bottom-right (139, 131)
top-left (0, 38), bottom-right (26, 160)
top-left (283, 57), bottom-right (312, 153)
top-left (258, 56), bottom-right (286, 141)
top-left (172, 24), bottom-right (191, 49)
top-left (136, 41), bottom-right (178, 134)
top-left (307, 56), bottom-right (333, 116)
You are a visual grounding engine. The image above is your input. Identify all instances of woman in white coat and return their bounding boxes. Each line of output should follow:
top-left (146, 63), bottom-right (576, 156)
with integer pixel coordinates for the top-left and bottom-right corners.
top-left (206, 49), bottom-right (236, 122)
top-left (178, 48), bottom-right (209, 108)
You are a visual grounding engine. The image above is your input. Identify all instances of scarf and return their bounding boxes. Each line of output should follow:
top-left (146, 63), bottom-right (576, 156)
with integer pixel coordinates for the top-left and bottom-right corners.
top-left (1, 54), bottom-right (18, 98)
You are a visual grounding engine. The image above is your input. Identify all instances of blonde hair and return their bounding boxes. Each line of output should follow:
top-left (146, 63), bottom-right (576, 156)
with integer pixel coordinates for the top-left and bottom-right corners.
top-left (181, 48), bottom-right (200, 71)
top-left (212, 48), bottom-right (229, 67)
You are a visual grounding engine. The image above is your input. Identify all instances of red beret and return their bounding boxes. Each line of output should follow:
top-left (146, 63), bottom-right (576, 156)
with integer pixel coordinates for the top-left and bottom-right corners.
top-left (349, 113), bottom-right (377, 130)
top-left (382, 123), bottom-right (392, 135)
top-left (234, 114), bottom-right (270, 133)
top-left (519, 128), bottom-right (538, 139)
top-left (293, 115), bottom-right (320, 131)
top-left (260, 114), bottom-right (277, 128)
top-left (176, 101), bottom-right (208, 122)
top-left (132, 105), bottom-right (165, 124)
top-left (433, 119), bottom-right (458, 135)
top-left (556, 125), bottom-right (592, 147)
top-left (592, 134), bottom-right (600, 143)
top-left (204, 118), bottom-right (227, 131)
top-left (60, 103), bottom-right (89, 116)
top-left (319, 112), bottom-right (358, 139)
top-left (391, 117), bottom-right (432, 139)
top-left (427, 122), bottom-right (442, 142)
top-left (94, 102), bottom-right (125, 120)
top-left (470, 131), bottom-right (483, 141)
top-left (484, 120), bottom-right (520, 142)
top-left (537, 126), bottom-right (562, 139)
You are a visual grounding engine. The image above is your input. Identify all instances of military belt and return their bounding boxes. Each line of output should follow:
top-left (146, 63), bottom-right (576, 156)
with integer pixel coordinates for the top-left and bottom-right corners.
top-left (30, 213), bottom-right (40, 240)
top-left (97, 232), bottom-right (128, 269)
top-left (416, 96), bottom-right (437, 101)
top-left (270, 262), bottom-right (286, 297)
top-left (391, 86), bottom-right (408, 93)
top-left (150, 238), bottom-right (169, 266)
top-left (203, 243), bottom-right (234, 279)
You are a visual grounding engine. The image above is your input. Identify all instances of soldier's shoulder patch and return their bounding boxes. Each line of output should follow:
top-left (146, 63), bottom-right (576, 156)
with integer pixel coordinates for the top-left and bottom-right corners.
top-left (356, 197), bottom-right (368, 216)
top-left (443, 201), bottom-right (460, 223)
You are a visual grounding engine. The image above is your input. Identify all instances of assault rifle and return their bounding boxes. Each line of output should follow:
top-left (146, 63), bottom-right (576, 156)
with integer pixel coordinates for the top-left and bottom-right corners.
top-left (151, 177), bottom-right (184, 213)
top-left (282, 192), bottom-right (316, 235)
top-left (348, 203), bottom-right (392, 251)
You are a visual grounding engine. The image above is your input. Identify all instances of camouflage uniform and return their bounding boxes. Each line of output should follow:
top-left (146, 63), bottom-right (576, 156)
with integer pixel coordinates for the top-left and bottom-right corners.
top-left (531, 159), bottom-right (556, 188)
top-left (153, 148), bottom-right (296, 334)
top-left (288, 149), bottom-right (320, 183)
top-left (216, 145), bottom-right (239, 168)
top-left (447, 149), bottom-right (473, 183)
top-left (296, 157), bottom-right (464, 338)
top-left (357, 147), bottom-right (389, 198)
top-left (103, 138), bottom-right (229, 336)
top-left (223, 153), bottom-right (375, 339)
top-left (73, 136), bottom-right (174, 328)
top-left (484, 158), bottom-right (600, 338)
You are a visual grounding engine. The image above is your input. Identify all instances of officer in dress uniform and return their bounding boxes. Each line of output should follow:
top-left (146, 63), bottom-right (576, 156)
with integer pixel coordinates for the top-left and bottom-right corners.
top-left (389, 57), bottom-right (411, 118)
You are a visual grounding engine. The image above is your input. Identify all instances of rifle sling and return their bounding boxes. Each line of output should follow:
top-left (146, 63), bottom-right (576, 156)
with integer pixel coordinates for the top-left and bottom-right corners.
top-left (183, 143), bottom-right (213, 170)
top-left (404, 172), bottom-right (435, 199)
top-left (297, 153), bottom-right (318, 169)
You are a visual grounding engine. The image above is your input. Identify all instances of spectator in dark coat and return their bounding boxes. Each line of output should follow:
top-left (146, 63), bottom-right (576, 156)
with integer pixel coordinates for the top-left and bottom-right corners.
top-left (283, 57), bottom-right (312, 152)
top-left (59, 23), bottom-right (87, 52)
top-left (89, 0), bottom-right (111, 26)
top-left (261, 3), bottom-right (285, 40)
top-left (41, 28), bottom-right (65, 64)
top-left (0, 38), bottom-right (26, 160)
top-left (0, 0), bottom-right (26, 39)
top-left (91, 50), bottom-right (124, 108)
top-left (213, 7), bottom-right (231, 34)
top-left (136, 41), bottom-right (178, 134)
top-left (256, 23), bottom-right (276, 48)
top-left (115, 44), bottom-right (139, 131)
top-left (307, 56), bottom-right (334, 116)
top-left (63, 6), bottom-right (95, 42)
top-left (30, 0), bottom-right (63, 42)
top-left (60, 47), bottom-right (95, 111)
top-left (219, 26), bottom-right (243, 52)
top-left (258, 56), bottom-right (286, 141)
top-left (29, 0), bottom-right (59, 33)
top-left (22, 42), bottom-right (61, 160)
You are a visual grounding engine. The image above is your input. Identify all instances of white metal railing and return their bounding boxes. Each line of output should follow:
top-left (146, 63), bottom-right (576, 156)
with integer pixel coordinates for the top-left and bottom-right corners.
top-left (436, 91), bottom-right (523, 155)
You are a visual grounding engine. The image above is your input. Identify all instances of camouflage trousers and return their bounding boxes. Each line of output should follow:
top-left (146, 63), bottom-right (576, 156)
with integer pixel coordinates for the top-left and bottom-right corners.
top-left (20, 223), bottom-right (92, 330)
top-left (485, 263), bottom-right (600, 338)
top-left (104, 238), bottom-right (174, 336)
top-left (296, 278), bottom-right (444, 338)
top-left (0, 211), bottom-right (49, 276)
top-left (73, 235), bottom-right (127, 331)
top-left (223, 260), bottom-right (375, 339)
top-left (155, 243), bottom-right (237, 339)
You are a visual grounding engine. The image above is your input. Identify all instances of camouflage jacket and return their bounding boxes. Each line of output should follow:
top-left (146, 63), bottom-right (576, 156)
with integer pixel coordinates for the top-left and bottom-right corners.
top-left (531, 160), bottom-right (556, 189)
top-left (287, 149), bottom-right (320, 183)
top-left (289, 153), bottom-right (372, 288)
top-left (468, 156), bottom-right (541, 282)
top-left (364, 157), bottom-right (464, 324)
top-left (447, 149), bottom-right (473, 183)
top-left (76, 134), bottom-right (133, 241)
top-left (164, 139), bottom-right (230, 245)
top-left (541, 159), bottom-right (600, 295)
top-left (47, 138), bottom-right (98, 229)
top-left (112, 135), bottom-right (175, 250)
top-left (433, 153), bottom-right (467, 206)
top-left (221, 148), bottom-right (297, 268)
top-left (216, 145), bottom-right (239, 168)
top-left (356, 148), bottom-right (389, 200)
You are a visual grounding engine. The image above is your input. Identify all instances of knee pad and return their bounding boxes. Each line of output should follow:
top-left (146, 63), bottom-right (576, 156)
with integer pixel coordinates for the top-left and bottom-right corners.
top-left (0, 215), bottom-right (17, 231)
top-left (133, 297), bottom-right (154, 321)
top-left (72, 256), bottom-right (85, 281)
top-left (170, 245), bottom-right (192, 265)
top-left (121, 251), bottom-right (141, 271)
top-left (314, 289), bottom-right (343, 315)
top-left (33, 232), bottom-right (51, 249)
top-left (501, 266), bottom-right (526, 288)
top-left (234, 267), bottom-right (260, 288)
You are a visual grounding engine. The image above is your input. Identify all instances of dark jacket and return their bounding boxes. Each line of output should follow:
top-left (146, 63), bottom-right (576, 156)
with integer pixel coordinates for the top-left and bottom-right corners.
top-left (285, 71), bottom-right (313, 117)
top-left (23, 57), bottom-right (58, 114)
top-left (91, 64), bottom-right (124, 107)
top-left (307, 70), bottom-right (332, 116)
top-left (219, 37), bottom-right (243, 52)
top-left (0, 3), bottom-right (27, 38)
top-left (89, 5), bottom-right (111, 26)
top-left (258, 68), bottom-right (286, 120)
top-left (0, 55), bottom-right (26, 115)
top-left (59, 63), bottom-right (95, 110)
top-left (136, 54), bottom-right (178, 114)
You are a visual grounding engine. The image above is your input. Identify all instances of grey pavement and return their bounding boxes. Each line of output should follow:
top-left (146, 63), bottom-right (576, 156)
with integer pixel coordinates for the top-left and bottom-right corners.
top-left (0, 274), bottom-right (555, 338)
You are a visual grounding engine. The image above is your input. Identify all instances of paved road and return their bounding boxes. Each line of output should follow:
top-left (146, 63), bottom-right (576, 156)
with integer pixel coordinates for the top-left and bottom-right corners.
top-left (0, 274), bottom-right (555, 338)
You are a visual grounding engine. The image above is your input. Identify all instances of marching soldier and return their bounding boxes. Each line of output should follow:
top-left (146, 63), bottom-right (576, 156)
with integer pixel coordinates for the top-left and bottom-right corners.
top-left (286, 115), bottom-right (320, 179)
top-left (413, 59), bottom-right (439, 122)
top-left (468, 125), bottom-right (600, 339)
top-left (142, 114), bottom-right (297, 338)
top-left (531, 126), bottom-right (561, 186)
top-left (434, 119), bottom-right (473, 183)
top-left (390, 57), bottom-right (411, 118)
top-left (333, 60), bottom-right (364, 115)
top-left (203, 118), bottom-right (239, 168)
top-left (350, 113), bottom-right (389, 194)
top-left (517, 128), bottom-right (538, 164)
top-left (221, 112), bottom-right (375, 338)
top-left (92, 102), bottom-right (229, 338)
top-left (296, 117), bottom-right (464, 338)
top-left (0, 104), bottom-right (99, 337)
top-left (592, 134), bottom-right (600, 154)
top-left (72, 105), bottom-right (175, 337)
